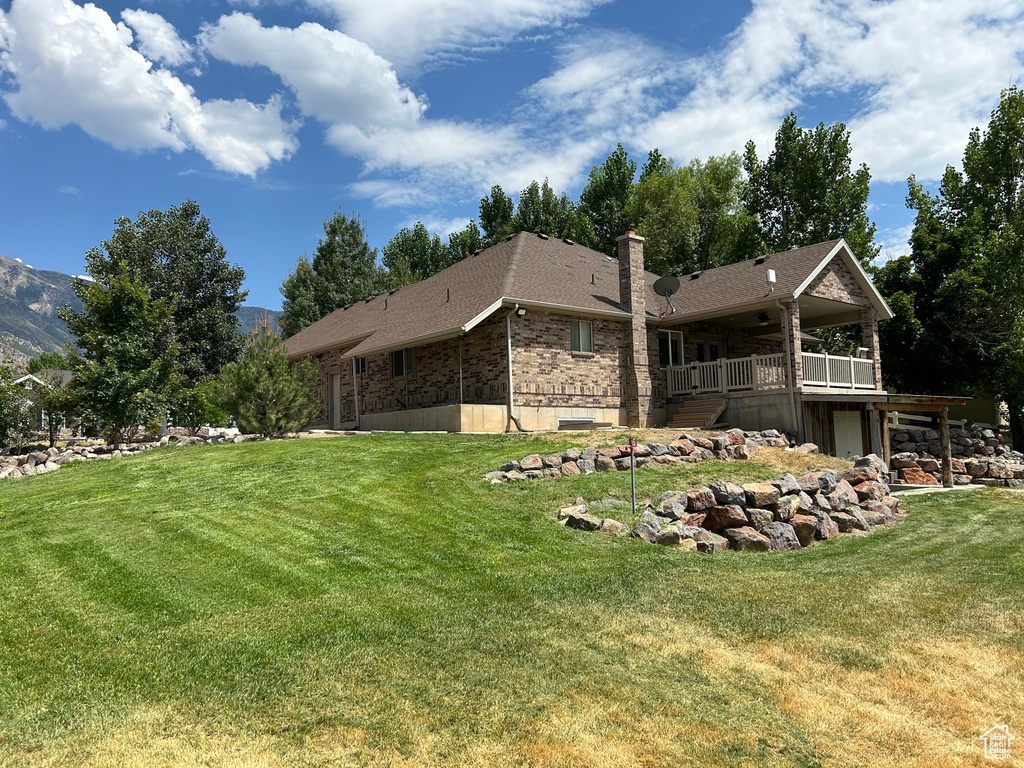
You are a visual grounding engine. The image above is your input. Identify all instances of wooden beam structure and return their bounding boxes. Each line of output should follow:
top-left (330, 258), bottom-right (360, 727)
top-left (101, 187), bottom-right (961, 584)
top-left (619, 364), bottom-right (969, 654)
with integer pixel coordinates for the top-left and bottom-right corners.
top-left (881, 409), bottom-right (891, 466)
top-left (871, 394), bottom-right (967, 487)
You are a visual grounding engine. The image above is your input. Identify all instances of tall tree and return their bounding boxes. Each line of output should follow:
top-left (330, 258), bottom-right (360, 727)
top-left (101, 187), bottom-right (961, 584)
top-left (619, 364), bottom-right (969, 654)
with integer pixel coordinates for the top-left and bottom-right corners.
top-left (742, 114), bottom-right (879, 266)
top-left (280, 212), bottom-right (385, 338)
top-left (879, 87), bottom-right (1024, 445)
top-left (58, 265), bottom-right (181, 447)
top-left (479, 186), bottom-right (517, 245)
top-left (579, 143), bottom-right (638, 256)
top-left (447, 220), bottom-right (484, 261)
top-left (84, 200), bottom-right (246, 386)
top-left (513, 179), bottom-right (596, 246)
top-left (382, 222), bottom-right (458, 289)
top-left (629, 152), bottom-right (757, 275)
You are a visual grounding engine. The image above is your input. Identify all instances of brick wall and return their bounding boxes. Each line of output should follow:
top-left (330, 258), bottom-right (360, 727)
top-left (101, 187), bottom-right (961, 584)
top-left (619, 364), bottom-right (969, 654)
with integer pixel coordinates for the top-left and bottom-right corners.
top-left (310, 343), bottom-right (358, 426)
top-left (805, 256), bottom-right (870, 306)
top-left (511, 311), bottom-right (628, 409)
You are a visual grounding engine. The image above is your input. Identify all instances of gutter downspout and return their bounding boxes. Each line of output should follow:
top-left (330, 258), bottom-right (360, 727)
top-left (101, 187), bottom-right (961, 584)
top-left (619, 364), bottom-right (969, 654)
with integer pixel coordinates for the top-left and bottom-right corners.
top-left (776, 298), bottom-right (801, 441)
top-left (506, 304), bottom-right (531, 432)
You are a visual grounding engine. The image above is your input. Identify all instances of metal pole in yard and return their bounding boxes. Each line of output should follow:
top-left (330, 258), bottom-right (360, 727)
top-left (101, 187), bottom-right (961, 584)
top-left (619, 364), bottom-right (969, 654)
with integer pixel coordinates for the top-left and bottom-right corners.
top-left (629, 435), bottom-right (637, 514)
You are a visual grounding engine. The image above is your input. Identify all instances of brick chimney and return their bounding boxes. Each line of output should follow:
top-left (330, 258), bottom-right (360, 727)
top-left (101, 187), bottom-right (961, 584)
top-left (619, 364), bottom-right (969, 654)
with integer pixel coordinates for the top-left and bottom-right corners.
top-left (617, 231), bottom-right (653, 427)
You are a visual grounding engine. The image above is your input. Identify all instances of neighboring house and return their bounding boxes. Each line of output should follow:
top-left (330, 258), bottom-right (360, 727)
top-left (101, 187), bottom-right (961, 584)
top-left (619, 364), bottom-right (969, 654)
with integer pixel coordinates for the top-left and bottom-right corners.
top-left (285, 232), bottom-right (952, 457)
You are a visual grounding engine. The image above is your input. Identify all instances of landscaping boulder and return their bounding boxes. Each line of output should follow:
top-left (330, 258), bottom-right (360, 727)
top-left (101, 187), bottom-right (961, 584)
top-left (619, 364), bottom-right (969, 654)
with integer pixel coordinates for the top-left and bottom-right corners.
top-left (560, 461), bottom-right (581, 476)
top-left (830, 509), bottom-right (869, 533)
top-left (743, 482), bottom-right (780, 508)
top-left (542, 455), bottom-right (563, 469)
top-left (839, 466), bottom-right (878, 486)
top-left (577, 458), bottom-right (596, 473)
top-left (858, 501), bottom-right (890, 526)
top-left (797, 474), bottom-right (820, 494)
top-left (724, 526), bottom-right (771, 552)
top-left (709, 480), bottom-right (746, 507)
top-left (520, 454), bottom-right (544, 471)
top-left (600, 519), bottom-right (629, 536)
top-left (764, 521), bottom-right (801, 551)
top-left (770, 473), bottom-right (801, 496)
top-left (686, 488), bottom-right (717, 512)
top-left (817, 470), bottom-right (839, 495)
top-left (890, 452), bottom-right (920, 469)
top-left (899, 467), bottom-right (939, 485)
top-left (854, 454), bottom-right (889, 478)
top-left (595, 455), bottom-right (616, 472)
top-left (703, 505), bottom-right (748, 530)
top-left (773, 494), bottom-right (802, 522)
top-left (790, 514), bottom-right (818, 547)
top-left (746, 508), bottom-right (774, 532)
top-left (853, 480), bottom-right (887, 502)
top-left (696, 533), bottom-right (730, 554)
top-left (670, 438), bottom-right (695, 455)
top-left (565, 511), bottom-right (602, 531)
top-left (562, 448), bottom-right (582, 463)
top-left (631, 521), bottom-right (660, 543)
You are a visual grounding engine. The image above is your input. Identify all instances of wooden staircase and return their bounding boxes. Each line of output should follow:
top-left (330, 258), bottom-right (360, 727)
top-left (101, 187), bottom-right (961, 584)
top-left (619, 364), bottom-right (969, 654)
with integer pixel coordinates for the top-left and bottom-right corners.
top-left (667, 399), bottom-right (728, 430)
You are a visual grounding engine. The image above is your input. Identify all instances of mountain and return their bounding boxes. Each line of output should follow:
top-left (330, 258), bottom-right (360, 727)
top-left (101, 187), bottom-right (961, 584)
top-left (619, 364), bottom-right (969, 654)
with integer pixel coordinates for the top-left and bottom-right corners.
top-left (0, 254), bottom-right (81, 366)
top-left (0, 254), bottom-right (282, 367)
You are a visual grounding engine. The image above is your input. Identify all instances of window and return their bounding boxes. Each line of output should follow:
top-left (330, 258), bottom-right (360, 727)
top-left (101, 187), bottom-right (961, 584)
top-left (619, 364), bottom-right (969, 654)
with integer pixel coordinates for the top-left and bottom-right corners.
top-left (658, 330), bottom-right (683, 367)
top-left (695, 339), bottom-right (722, 363)
top-left (353, 357), bottom-right (366, 375)
top-left (391, 348), bottom-right (414, 377)
top-left (570, 320), bottom-right (593, 353)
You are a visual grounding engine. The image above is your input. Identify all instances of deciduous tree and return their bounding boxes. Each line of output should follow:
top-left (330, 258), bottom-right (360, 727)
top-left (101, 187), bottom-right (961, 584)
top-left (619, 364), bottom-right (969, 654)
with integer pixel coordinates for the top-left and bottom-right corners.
top-left (84, 200), bottom-right (246, 386)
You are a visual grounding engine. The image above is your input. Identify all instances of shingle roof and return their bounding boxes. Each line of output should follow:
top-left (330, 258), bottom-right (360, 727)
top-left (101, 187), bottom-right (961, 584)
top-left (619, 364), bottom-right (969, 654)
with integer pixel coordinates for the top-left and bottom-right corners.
top-left (284, 233), bottom-right (884, 360)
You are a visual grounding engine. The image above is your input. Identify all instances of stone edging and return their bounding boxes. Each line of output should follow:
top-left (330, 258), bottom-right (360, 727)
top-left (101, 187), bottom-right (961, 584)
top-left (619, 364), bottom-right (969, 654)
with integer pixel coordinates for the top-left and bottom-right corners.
top-left (484, 428), bottom-right (807, 483)
top-left (0, 433), bottom-right (263, 480)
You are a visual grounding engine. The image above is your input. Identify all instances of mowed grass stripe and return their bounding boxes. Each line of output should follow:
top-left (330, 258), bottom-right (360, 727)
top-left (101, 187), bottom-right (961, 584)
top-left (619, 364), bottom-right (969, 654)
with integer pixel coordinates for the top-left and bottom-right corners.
top-left (0, 435), bottom-right (1021, 766)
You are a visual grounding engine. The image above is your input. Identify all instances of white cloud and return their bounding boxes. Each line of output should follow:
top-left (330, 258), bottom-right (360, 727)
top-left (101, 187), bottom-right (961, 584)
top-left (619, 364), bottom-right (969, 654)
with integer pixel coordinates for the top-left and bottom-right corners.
top-left (635, 0), bottom-right (1024, 183)
top-left (57, 185), bottom-right (79, 195)
top-left (0, 0), bottom-right (298, 175)
top-left (121, 8), bottom-right (193, 67)
top-left (252, 0), bottom-right (611, 70)
top-left (198, 13), bottom-right (424, 132)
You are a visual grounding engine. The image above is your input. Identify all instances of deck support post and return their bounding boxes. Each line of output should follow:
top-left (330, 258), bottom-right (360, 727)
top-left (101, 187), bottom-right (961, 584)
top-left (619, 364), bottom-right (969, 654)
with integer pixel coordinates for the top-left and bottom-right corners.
top-left (881, 408), bottom-right (890, 467)
top-left (939, 406), bottom-right (953, 488)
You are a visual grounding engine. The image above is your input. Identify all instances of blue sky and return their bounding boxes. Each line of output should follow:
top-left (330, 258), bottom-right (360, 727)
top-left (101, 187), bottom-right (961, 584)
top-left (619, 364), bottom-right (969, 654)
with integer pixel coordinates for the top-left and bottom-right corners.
top-left (1, 0), bottom-right (1022, 309)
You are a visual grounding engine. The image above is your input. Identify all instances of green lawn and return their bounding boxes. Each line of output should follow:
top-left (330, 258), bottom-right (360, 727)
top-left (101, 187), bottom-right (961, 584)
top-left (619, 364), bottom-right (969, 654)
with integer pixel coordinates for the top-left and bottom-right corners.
top-left (0, 434), bottom-right (1021, 767)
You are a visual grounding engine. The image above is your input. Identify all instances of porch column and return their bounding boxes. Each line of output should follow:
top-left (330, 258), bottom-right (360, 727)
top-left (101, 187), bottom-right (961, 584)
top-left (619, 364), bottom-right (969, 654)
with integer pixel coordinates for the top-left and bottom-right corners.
top-left (860, 307), bottom-right (883, 389)
top-left (782, 301), bottom-right (803, 388)
top-left (617, 232), bottom-right (653, 427)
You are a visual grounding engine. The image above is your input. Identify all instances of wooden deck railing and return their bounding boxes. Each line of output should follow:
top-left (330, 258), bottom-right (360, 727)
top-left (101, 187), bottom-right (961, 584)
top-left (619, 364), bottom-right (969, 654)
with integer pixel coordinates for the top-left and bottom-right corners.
top-left (667, 352), bottom-right (877, 397)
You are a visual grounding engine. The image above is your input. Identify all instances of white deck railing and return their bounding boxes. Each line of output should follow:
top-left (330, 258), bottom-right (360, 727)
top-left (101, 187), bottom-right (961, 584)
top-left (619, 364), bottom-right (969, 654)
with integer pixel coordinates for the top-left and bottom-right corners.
top-left (801, 352), bottom-right (875, 390)
top-left (667, 352), bottom-right (877, 397)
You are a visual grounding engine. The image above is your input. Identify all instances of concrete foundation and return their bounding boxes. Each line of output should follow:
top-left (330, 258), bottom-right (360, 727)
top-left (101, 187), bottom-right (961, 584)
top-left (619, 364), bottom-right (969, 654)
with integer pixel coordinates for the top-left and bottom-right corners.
top-left (351, 403), bottom-right (627, 433)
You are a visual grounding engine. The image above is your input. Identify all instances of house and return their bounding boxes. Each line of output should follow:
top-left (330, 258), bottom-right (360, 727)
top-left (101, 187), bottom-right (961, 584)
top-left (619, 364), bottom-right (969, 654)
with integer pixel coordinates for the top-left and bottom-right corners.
top-left (284, 231), bottom-right (953, 458)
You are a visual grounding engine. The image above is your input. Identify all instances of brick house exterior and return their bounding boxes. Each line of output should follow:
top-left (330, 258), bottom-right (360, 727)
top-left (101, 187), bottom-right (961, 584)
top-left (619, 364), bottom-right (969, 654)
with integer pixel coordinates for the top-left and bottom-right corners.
top-left (285, 232), bottom-right (902, 455)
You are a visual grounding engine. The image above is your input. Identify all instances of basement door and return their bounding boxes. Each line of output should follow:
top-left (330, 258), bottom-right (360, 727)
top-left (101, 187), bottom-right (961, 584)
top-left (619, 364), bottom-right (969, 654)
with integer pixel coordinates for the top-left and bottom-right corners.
top-left (833, 410), bottom-right (864, 459)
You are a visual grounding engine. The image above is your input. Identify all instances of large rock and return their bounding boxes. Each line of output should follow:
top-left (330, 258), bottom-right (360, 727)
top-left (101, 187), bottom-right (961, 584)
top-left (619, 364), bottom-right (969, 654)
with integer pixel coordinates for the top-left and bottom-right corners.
top-left (686, 488), bottom-right (717, 512)
top-left (565, 511), bottom-right (602, 531)
top-left (858, 501), bottom-right (890, 526)
top-left (600, 519), bottom-right (629, 536)
top-left (595, 455), bottom-right (617, 472)
top-left (724, 526), bottom-right (771, 552)
top-left (890, 452), bottom-right (920, 469)
top-left (520, 454), bottom-right (544, 471)
top-left (770, 473), bottom-right (801, 496)
top-left (817, 470), bottom-right (839, 495)
top-left (696, 533), bottom-right (730, 554)
top-left (562, 448), bottom-right (582, 463)
top-left (773, 494), bottom-right (802, 522)
top-left (964, 459), bottom-right (988, 478)
top-left (839, 466), bottom-right (878, 486)
top-left (703, 505), bottom-right (748, 530)
top-left (631, 521), bottom-right (660, 543)
top-left (746, 508), bottom-right (774, 532)
top-left (743, 482), bottom-right (780, 508)
top-left (797, 474), bottom-right (820, 494)
top-left (899, 467), bottom-right (940, 485)
top-left (670, 438), bottom-right (696, 455)
top-left (830, 509), bottom-right (870, 533)
top-left (853, 480), bottom-right (887, 502)
top-left (764, 522), bottom-right (801, 551)
top-left (557, 503), bottom-right (588, 521)
top-left (854, 453), bottom-right (889, 478)
top-left (709, 480), bottom-right (746, 507)
top-left (542, 455), bottom-right (563, 469)
top-left (790, 514), bottom-right (818, 547)
top-left (577, 458), bottom-right (596, 474)
top-left (655, 529), bottom-right (683, 546)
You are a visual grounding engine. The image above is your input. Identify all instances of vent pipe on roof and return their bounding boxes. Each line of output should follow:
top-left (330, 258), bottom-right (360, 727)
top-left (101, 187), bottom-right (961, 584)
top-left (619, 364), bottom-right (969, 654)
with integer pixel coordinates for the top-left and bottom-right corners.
top-left (446, 287), bottom-right (450, 303)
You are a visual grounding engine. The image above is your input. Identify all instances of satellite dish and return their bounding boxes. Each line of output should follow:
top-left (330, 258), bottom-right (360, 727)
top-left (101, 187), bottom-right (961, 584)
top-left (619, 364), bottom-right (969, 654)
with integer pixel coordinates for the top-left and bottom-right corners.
top-left (653, 275), bottom-right (680, 297)
top-left (653, 275), bottom-right (681, 316)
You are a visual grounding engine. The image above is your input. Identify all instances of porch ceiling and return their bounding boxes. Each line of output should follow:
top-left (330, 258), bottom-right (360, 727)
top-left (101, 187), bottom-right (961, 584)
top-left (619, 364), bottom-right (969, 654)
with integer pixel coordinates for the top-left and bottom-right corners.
top-left (658, 294), bottom-right (868, 334)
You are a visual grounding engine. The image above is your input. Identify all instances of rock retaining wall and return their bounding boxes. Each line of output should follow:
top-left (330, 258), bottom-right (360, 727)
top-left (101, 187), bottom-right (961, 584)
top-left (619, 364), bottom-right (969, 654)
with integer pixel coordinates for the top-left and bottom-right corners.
top-left (557, 455), bottom-right (902, 553)
top-left (486, 429), bottom-right (802, 483)
top-left (889, 451), bottom-right (1024, 487)
top-left (891, 424), bottom-right (1016, 460)
top-left (0, 433), bottom-right (262, 480)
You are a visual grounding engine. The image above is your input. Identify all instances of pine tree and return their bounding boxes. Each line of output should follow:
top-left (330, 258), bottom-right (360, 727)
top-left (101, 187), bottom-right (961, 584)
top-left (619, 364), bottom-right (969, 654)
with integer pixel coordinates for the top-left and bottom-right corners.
top-left (214, 317), bottom-right (319, 437)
